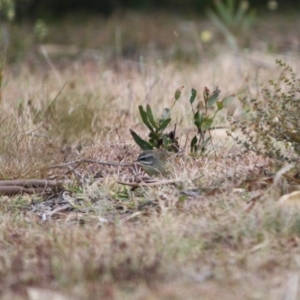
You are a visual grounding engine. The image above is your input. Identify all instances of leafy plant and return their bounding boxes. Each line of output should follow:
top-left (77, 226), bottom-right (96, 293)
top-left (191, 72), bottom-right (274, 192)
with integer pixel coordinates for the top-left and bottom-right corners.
top-left (227, 59), bottom-right (300, 162)
top-left (190, 86), bottom-right (226, 153)
top-left (130, 89), bottom-right (180, 152)
top-left (207, 0), bottom-right (256, 49)
top-left (131, 86), bottom-right (227, 154)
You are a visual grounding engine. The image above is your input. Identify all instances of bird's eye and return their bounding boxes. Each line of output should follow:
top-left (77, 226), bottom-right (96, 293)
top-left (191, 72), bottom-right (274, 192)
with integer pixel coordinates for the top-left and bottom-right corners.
top-left (139, 154), bottom-right (154, 164)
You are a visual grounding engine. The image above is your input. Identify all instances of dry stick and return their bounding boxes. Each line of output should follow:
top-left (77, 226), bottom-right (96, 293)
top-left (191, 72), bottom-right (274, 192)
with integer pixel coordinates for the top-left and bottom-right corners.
top-left (46, 204), bottom-right (71, 217)
top-left (0, 179), bottom-right (59, 188)
top-left (83, 159), bottom-right (132, 167)
top-left (116, 178), bottom-right (182, 187)
top-left (0, 186), bottom-right (46, 196)
top-left (67, 164), bottom-right (83, 187)
top-left (49, 159), bottom-right (132, 168)
top-left (0, 180), bottom-right (61, 196)
top-left (52, 159), bottom-right (182, 187)
top-left (283, 173), bottom-right (300, 185)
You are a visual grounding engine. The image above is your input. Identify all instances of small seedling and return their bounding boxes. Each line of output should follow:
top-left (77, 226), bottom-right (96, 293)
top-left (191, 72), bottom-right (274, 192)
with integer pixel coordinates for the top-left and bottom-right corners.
top-left (190, 86), bottom-right (225, 153)
top-left (130, 87), bottom-right (182, 152)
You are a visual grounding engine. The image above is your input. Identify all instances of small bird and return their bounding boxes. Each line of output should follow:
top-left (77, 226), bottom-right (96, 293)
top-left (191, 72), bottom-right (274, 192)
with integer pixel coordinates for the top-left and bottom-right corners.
top-left (134, 149), bottom-right (170, 176)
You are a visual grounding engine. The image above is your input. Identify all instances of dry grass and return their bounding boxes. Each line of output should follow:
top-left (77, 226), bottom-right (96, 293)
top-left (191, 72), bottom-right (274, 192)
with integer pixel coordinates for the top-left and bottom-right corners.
top-left (1, 11), bottom-right (300, 299)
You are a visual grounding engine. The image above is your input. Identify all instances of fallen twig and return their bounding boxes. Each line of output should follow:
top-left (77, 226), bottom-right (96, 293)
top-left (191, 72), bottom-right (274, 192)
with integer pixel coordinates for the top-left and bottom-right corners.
top-left (283, 173), bottom-right (300, 185)
top-left (0, 186), bottom-right (45, 196)
top-left (0, 179), bottom-right (59, 188)
top-left (49, 158), bottom-right (132, 169)
top-left (116, 178), bottom-right (182, 187)
top-left (46, 204), bottom-right (72, 217)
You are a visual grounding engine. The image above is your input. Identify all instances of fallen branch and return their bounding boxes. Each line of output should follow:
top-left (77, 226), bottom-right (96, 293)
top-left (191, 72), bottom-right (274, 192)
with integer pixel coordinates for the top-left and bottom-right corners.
top-left (0, 179), bottom-right (61, 196)
top-left (0, 179), bottom-right (59, 188)
top-left (0, 186), bottom-right (45, 196)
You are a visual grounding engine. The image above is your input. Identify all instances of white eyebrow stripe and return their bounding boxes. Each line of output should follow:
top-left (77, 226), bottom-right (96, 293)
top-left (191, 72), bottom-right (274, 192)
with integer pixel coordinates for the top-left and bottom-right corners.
top-left (139, 153), bottom-right (153, 158)
top-left (141, 161), bottom-right (153, 165)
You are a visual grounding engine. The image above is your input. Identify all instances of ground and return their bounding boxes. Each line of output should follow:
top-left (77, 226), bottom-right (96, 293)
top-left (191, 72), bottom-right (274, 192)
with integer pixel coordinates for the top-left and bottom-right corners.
top-left (0, 11), bottom-right (300, 300)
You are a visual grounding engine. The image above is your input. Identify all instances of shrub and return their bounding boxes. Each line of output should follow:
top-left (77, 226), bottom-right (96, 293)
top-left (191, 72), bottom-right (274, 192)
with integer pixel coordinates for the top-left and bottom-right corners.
top-left (228, 59), bottom-right (300, 162)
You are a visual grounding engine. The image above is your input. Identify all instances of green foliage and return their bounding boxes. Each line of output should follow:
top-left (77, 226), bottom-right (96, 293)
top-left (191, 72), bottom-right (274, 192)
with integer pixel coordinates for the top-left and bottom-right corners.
top-left (228, 59), bottom-right (300, 161)
top-left (131, 85), bottom-right (226, 153)
top-left (34, 19), bottom-right (48, 41)
top-left (190, 86), bottom-right (225, 153)
top-left (0, 0), bottom-right (15, 21)
top-left (207, 0), bottom-right (256, 49)
top-left (130, 86), bottom-right (183, 151)
top-left (130, 100), bottom-right (178, 151)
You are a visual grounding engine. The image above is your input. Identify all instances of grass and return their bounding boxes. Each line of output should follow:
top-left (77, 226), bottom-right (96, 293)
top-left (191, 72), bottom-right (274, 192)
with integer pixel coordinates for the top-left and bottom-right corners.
top-left (0, 10), bottom-right (300, 299)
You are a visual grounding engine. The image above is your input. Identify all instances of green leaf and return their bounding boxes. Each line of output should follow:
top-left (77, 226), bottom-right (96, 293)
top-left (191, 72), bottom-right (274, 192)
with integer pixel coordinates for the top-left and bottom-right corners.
top-left (216, 101), bottom-right (224, 110)
top-left (206, 10), bottom-right (238, 51)
top-left (158, 118), bottom-right (171, 132)
top-left (174, 87), bottom-right (183, 100)
top-left (199, 136), bottom-right (212, 151)
top-left (149, 131), bottom-right (159, 140)
top-left (149, 138), bottom-right (155, 145)
top-left (146, 104), bottom-right (158, 129)
top-left (162, 135), bottom-right (171, 149)
top-left (221, 95), bottom-right (235, 107)
top-left (194, 111), bottom-right (203, 128)
top-left (189, 88), bottom-right (197, 104)
top-left (215, 0), bottom-right (233, 25)
top-left (190, 135), bottom-right (198, 153)
top-left (201, 118), bottom-right (213, 130)
top-left (130, 129), bottom-right (153, 150)
top-left (236, 1), bottom-right (248, 27)
top-left (207, 87), bottom-right (221, 108)
top-left (139, 105), bottom-right (154, 132)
